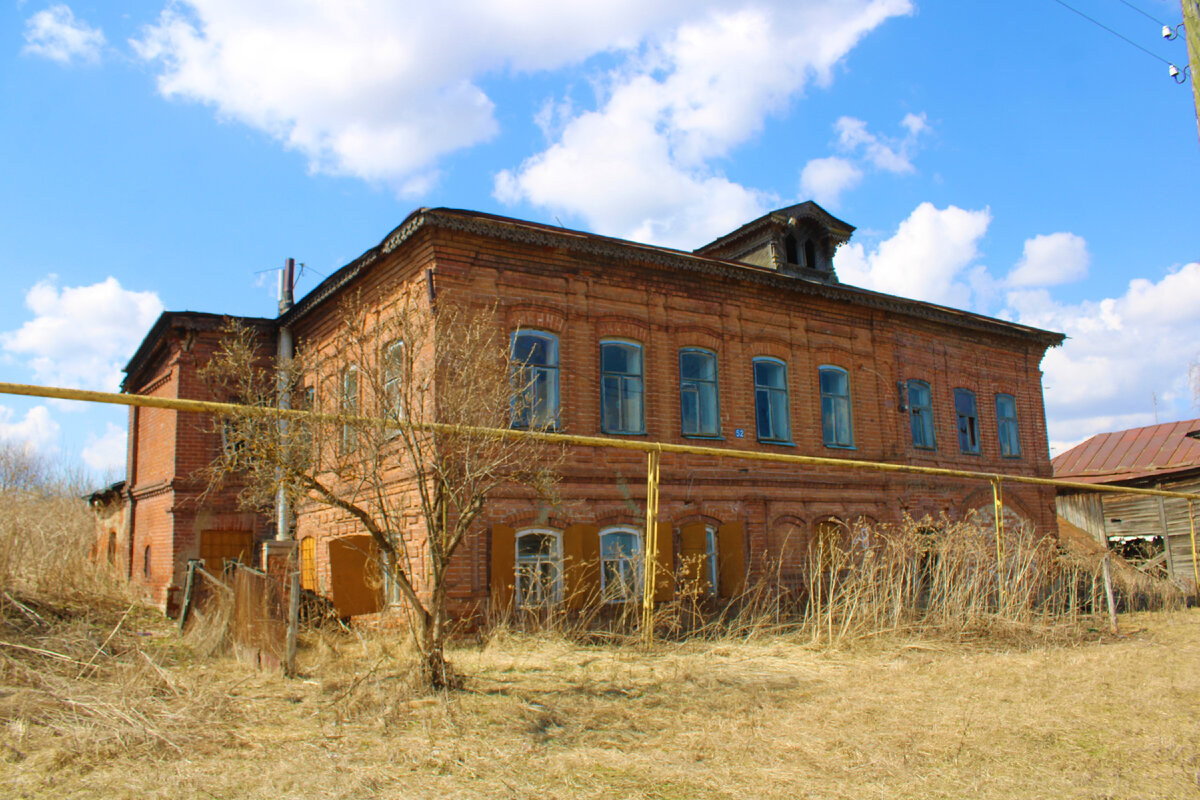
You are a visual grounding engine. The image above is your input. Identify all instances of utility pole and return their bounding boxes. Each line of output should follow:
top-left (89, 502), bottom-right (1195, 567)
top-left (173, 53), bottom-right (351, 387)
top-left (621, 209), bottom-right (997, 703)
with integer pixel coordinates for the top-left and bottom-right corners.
top-left (1184, 0), bottom-right (1200, 145)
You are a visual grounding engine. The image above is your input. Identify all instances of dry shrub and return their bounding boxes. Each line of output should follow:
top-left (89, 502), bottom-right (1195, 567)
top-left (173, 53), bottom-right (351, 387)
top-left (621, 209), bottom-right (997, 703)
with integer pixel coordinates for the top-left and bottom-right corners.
top-left (784, 515), bottom-right (1182, 647)
top-left (0, 443), bottom-right (243, 768)
top-left (484, 516), bottom-right (1184, 652)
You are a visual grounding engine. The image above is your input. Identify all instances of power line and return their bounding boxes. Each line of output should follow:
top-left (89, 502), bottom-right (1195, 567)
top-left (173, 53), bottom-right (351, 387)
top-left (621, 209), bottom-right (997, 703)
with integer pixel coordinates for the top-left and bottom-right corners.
top-left (1115, 0), bottom-right (1173, 28)
top-left (1050, 0), bottom-right (1176, 67)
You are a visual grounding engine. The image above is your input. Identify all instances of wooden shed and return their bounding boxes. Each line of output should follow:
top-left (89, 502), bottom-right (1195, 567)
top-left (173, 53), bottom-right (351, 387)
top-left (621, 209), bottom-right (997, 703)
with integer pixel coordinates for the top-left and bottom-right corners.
top-left (1053, 419), bottom-right (1200, 591)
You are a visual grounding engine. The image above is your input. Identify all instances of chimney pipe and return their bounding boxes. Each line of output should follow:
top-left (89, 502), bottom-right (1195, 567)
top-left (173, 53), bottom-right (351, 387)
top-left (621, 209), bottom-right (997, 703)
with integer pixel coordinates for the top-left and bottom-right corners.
top-left (278, 258), bottom-right (295, 315)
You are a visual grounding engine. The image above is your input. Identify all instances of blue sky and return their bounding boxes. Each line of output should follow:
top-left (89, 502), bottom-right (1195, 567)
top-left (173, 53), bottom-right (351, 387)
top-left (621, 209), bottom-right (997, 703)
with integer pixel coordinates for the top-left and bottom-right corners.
top-left (2, 0), bottom-right (1198, 480)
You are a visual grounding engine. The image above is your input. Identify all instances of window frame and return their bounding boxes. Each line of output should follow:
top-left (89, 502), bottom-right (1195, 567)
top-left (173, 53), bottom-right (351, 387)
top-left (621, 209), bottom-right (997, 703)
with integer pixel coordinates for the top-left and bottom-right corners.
top-left (678, 347), bottom-right (721, 439)
top-left (753, 357), bottom-right (792, 444)
top-left (383, 339), bottom-right (405, 426)
top-left (704, 524), bottom-right (719, 596)
top-left (510, 330), bottom-right (560, 430)
top-left (514, 528), bottom-right (563, 608)
top-left (818, 365), bottom-right (854, 449)
top-left (907, 379), bottom-right (936, 450)
top-left (600, 339), bottom-right (645, 435)
top-left (995, 392), bottom-right (1021, 458)
top-left (339, 364), bottom-right (359, 455)
top-left (599, 526), bottom-right (643, 604)
top-left (954, 387), bottom-right (981, 455)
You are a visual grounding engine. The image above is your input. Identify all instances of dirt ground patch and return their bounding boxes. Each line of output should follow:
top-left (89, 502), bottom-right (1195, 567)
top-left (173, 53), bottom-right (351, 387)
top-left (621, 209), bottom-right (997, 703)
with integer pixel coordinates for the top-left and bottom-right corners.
top-left (2, 609), bottom-right (1198, 799)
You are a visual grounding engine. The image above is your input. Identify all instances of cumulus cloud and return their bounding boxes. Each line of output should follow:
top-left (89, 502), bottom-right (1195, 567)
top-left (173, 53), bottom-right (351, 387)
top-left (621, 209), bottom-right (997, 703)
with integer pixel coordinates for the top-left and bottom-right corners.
top-left (1, 277), bottom-right (163, 392)
top-left (81, 422), bottom-right (127, 475)
top-left (834, 112), bottom-right (928, 174)
top-left (1006, 263), bottom-right (1200, 446)
top-left (798, 112), bottom-right (929, 208)
top-left (834, 202), bottom-right (992, 307)
top-left (495, 0), bottom-right (913, 247)
top-left (0, 405), bottom-right (60, 454)
top-left (23, 4), bottom-right (105, 65)
top-left (1006, 232), bottom-right (1090, 287)
top-left (130, 0), bottom-right (759, 193)
top-left (799, 157), bottom-right (863, 208)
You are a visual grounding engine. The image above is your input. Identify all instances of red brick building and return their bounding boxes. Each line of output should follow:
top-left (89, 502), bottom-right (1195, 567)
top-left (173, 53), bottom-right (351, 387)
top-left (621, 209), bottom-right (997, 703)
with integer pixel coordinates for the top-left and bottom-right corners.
top-left (122, 203), bottom-right (1063, 616)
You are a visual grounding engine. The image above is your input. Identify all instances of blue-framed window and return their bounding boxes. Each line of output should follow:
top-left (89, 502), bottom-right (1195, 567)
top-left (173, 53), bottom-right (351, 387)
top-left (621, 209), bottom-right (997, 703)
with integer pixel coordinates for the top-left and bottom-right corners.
top-left (995, 393), bottom-right (1021, 458)
top-left (955, 388), bottom-right (980, 454)
top-left (753, 358), bottom-right (790, 443)
top-left (601, 340), bottom-right (644, 434)
top-left (679, 348), bottom-right (719, 437)
top-left (819, 365), bottom-right (853, 448)
top-left (511, 330), bottom-right (559, 429)
top-left (908, 379), bottom-right (936, 450)
top-left (599, 526), bottom-right (642, 603)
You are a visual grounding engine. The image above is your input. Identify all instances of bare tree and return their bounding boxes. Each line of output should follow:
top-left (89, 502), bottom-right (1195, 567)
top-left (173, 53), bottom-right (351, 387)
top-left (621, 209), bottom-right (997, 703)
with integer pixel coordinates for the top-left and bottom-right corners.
top-left (202, 289), bottom-right (558, 688)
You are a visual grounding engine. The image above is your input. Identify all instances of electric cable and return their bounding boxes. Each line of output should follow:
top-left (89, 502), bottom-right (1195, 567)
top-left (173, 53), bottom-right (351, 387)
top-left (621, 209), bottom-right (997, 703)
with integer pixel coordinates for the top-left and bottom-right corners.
top-left (1049, 0), bottom-right (1177, 67)
top-left (1115, 0), bottom-right (1173, 28)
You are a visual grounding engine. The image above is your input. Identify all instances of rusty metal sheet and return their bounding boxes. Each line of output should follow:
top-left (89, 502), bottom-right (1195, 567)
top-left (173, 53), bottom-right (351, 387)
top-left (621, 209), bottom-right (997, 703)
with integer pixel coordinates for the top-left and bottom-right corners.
top-left (1053, 418), bottom-right (1200, 484)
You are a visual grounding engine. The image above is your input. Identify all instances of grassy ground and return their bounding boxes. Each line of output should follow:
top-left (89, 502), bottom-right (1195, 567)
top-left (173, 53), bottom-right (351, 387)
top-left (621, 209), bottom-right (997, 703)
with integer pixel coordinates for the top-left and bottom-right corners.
top-left (2, 607), bottom-right (1198, 799)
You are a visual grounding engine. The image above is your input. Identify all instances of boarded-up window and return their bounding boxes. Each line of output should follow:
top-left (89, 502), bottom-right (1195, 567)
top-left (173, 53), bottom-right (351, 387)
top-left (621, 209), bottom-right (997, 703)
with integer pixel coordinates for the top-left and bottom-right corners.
top-left (299, 536), bottom-right (317, 591)
top-left (199, 530), bottom-right (254, 572)
top-left (327, 535), bottom-right (381, 618)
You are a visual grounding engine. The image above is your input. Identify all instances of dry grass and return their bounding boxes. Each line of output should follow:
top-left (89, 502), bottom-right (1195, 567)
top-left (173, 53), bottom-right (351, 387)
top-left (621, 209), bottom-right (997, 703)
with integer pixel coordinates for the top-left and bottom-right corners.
top-left (0, 608), bottom-right (1196, 799)
top-left (2, 453), bottom-right (1196, 797)
top-left (0, 447), bottom-right (246, 775)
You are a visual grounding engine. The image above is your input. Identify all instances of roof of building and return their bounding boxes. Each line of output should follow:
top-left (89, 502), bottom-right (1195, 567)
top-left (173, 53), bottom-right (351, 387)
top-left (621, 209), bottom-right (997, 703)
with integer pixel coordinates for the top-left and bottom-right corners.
top-left (122, 310), bottom-right (275, 390)
top-left (1051, 418), bottom-right (1200, 485)
top-left (280, 206), bottom-right (1065, 348)
top-left (692, 201), bottom-right (855, 257)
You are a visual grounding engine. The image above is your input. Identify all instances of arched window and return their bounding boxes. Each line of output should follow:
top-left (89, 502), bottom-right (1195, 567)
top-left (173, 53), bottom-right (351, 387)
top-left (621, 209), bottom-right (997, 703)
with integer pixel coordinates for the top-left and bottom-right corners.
top-left (907, 379), bottom-right (936, 450)
top-left (600, 340), bottom-right (644, 434)
top-left (383, 340), bottom-right (404, 424)
top-left (819, 365), bottom-right (853, 448)
top-left (679, 348), bottom-right (719, 437)
top-left (599, 526), bottom-right (643, 603)
top-left (804, 239), bottom-right (818, 271)
top-left (340, 364), bottom-right (359, 454)
top-left (784, 234), bottom-right (799, 265)
top-left (300, 537), bottom-right (317, 591)
top-left (954, 388), bottom-right (980, 454)
top-left (511, 331), bottom-right (559, 429)
top-left (143, 545), bottom-right (152, 579)
top-left (515, 529), bottom-right (562, 607)
top-left (753, 357), bottom-right (790, 443)
top-left (995, 393), bottom-right (1021, 457)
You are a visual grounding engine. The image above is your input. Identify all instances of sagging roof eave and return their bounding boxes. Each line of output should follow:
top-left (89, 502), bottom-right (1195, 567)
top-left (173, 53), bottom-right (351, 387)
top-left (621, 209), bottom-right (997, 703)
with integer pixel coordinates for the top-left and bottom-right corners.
top-left (281, 207), bottom-right (1065, 349)
top-left (1055, 462), bottom-right (1200, 489)
top-left (121, 310), bottom-right (275, 392)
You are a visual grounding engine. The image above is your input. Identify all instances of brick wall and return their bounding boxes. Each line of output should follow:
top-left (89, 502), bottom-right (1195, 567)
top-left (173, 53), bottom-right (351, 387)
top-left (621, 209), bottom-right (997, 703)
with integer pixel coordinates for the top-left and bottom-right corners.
top-left (276, 221), bottom-right (1059, 619)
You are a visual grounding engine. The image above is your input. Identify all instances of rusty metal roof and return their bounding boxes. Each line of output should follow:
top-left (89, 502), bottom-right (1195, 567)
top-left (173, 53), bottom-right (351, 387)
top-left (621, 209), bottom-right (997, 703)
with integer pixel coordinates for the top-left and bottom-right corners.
top-left (1052, 418), bottom-right (1200, 484)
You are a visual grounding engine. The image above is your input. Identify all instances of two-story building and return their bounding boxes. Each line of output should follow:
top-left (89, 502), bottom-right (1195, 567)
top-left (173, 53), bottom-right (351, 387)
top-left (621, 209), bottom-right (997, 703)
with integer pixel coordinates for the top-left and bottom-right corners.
top-left (120, 202), bottom-right (1063, 617)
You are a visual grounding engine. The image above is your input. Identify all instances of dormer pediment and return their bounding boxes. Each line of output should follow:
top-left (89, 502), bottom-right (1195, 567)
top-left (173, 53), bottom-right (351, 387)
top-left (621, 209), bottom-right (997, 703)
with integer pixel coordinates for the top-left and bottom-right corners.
top-left (694, 201), bottom-right (854, 283)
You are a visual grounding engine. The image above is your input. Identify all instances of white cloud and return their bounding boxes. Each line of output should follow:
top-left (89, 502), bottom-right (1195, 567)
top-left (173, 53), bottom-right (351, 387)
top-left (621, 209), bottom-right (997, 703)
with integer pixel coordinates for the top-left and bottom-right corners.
top-left (81, 422), bottom-right (127, 475)
top-left (23, 4), bottom-right (105, 65)
top-left (0, 405), bottom-right (60, 454)
top-left (1007, 232), bottom-right (1089, 287)
top-left (495, 0), bottom-right (913, 247)
top-left (834, 113), bottom-right (927, 174)
top-left (1006, 263), bottom-right (1200, 443)
top-left (130, 0), bottom-right (753, 194)
top-left (833, 202), bottom-right (992, 307)
top-left (1, 277), bottom-right (163, 392)
top-left (799, 157), bottom-right (863, 208)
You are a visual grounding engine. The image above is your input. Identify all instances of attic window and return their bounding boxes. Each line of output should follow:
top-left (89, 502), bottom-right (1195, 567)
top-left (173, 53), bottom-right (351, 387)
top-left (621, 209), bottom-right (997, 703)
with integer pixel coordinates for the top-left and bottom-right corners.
top-left (784, 234), bottom-right (799, 266)
top-left (805, 239), bottom-right (817, 270)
